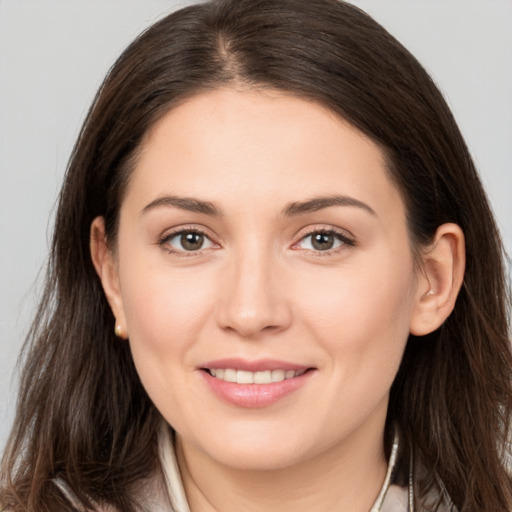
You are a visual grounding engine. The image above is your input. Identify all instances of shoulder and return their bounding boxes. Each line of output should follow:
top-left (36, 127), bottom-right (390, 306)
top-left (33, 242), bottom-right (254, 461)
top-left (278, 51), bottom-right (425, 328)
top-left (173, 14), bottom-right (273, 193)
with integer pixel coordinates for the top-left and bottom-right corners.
top-left (52, 472), bottom-right (173, 512)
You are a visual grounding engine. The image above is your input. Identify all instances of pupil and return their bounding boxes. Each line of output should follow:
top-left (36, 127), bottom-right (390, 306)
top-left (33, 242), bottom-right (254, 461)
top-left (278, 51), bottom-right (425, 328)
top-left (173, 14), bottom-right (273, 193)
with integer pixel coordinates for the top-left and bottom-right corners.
top-left (312, 232), bottom-right (334, 250)
top-left (181, 232), bottom-right (203, 250)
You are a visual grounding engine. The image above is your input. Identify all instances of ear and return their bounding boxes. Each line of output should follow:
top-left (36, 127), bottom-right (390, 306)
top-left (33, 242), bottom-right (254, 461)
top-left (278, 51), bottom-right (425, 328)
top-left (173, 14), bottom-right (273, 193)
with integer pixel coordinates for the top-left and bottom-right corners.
top-left (90, 216), bottom-right (128, 339)
top-left (409, 223), bottom-right (465, 336)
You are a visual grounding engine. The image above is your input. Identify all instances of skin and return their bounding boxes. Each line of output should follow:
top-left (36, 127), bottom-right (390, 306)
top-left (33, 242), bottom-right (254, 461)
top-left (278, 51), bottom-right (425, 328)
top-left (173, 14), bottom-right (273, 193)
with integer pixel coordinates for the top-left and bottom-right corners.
top-left (91, 87), bottom-right (465, 511)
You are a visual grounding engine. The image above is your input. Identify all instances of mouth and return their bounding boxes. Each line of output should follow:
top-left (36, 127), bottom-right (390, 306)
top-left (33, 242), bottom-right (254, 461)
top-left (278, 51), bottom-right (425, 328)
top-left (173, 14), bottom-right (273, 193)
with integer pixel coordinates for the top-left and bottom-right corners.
top-left (203, 368), bottom-right (308, 384)
top-left (199, 360), bottom-right (315, 408)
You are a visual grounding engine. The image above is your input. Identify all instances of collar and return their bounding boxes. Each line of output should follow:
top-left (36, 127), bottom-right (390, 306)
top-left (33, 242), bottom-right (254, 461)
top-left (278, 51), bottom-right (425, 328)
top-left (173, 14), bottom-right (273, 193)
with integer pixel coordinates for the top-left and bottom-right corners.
top-left (158, 424), bottom-right (411, 512)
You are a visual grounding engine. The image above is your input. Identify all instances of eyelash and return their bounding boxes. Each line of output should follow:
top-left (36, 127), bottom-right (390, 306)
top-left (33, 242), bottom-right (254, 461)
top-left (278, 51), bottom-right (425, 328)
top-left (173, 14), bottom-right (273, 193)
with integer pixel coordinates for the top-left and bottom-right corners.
top-left (292, 228), bottom-right (356, 256)
top-left (158, 227), bottom-right (217, 257)
top-left (158, 226), bottom-right (356, 257)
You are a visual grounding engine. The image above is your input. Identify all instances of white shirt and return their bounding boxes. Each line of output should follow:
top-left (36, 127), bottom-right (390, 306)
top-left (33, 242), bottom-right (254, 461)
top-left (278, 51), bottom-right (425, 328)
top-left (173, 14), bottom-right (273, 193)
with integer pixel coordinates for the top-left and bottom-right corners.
top-left (54, 423), bottom-right (455, 511)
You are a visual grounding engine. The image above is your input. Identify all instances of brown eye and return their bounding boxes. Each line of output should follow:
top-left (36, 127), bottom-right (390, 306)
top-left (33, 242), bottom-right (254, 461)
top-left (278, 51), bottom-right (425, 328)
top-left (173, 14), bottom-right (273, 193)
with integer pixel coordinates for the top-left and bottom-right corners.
top-left (311, 232), bottom-right (335, 251)
top-left (164, 230), bottom-right (215, 252)
top-left (180, 232), bottom-right (204, 251)
top-left (295, 229), bottom-right (353, 253)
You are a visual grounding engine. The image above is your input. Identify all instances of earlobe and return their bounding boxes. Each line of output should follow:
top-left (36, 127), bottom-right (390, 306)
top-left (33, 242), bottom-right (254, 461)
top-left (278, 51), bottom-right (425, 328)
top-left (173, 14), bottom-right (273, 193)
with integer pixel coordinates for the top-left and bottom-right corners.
top-left (409, 223), bottom-right (465, 336)
top-left (90, 216), bottom-right (128, 339)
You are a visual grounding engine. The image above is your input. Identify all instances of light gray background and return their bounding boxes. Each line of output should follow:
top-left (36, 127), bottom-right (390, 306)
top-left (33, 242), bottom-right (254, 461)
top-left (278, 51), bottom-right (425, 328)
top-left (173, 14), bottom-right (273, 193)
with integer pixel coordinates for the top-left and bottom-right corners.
top-left (1, 0), bottom-right (511, 450)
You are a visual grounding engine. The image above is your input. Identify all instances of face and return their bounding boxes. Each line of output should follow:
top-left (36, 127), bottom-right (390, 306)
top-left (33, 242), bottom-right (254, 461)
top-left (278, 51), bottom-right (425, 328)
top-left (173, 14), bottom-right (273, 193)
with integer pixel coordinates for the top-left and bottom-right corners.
top-left (100, 87), bottom-right (424, 471)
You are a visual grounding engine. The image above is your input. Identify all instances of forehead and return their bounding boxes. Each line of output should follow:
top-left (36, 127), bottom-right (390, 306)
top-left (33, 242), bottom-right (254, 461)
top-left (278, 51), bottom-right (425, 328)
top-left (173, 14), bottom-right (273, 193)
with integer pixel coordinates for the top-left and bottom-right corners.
top-left (126, 87), bottom-right (404, 222)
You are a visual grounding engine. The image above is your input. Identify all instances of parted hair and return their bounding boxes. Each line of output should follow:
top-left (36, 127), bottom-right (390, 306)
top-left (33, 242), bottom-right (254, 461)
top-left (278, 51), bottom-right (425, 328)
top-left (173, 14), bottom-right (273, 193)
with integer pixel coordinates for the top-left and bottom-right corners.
top-left (1, 1), bottom-right (511, 510)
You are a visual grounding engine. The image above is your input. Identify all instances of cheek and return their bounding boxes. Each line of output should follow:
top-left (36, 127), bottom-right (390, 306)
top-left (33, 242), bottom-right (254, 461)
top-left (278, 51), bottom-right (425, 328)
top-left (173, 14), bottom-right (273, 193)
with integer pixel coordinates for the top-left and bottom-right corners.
top-left (294, 251), bottom-right (416, 368)
top-left (291, 257), bottom-right (416, 436)
top-left (117, 264), bottom-right (222, 427)
top-left (118, 261), bottom-right (218, 371)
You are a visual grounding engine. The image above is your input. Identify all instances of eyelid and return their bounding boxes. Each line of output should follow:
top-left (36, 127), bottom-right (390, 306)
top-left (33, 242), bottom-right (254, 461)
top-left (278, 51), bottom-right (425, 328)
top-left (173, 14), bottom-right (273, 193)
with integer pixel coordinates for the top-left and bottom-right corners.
top-left (291, 225), bottom-right (356, 253)
top-left (156, 224), bottom-right (355, 257)
top-left (158, 225), bottom-right (220, 255)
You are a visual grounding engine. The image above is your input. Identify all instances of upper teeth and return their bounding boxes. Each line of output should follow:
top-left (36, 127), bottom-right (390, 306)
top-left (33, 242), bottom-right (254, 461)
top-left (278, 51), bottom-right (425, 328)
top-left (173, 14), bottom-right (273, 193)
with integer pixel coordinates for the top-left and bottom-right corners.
top-left (209, 369), bottom-right (306, 384)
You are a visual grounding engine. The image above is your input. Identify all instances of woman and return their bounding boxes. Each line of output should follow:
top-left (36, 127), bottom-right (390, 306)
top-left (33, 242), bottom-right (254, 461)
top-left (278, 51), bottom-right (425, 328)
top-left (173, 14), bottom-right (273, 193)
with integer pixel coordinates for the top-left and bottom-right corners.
top-left (1, 0), bottom-right (511, 510)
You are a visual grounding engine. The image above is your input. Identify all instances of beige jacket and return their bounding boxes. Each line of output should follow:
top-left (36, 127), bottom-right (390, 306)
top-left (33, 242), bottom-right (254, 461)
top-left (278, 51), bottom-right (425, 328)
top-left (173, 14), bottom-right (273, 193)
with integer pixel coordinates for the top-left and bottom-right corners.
top-left (55, 424), bottom-right (455, 511)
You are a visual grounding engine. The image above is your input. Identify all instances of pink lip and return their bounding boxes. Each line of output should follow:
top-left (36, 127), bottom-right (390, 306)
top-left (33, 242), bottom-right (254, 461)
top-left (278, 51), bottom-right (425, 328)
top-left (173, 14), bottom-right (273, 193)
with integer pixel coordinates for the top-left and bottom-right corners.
top-left (201, 358), bottom-right (309, 372)
top-left (198, 359), bottom-right (315, 408)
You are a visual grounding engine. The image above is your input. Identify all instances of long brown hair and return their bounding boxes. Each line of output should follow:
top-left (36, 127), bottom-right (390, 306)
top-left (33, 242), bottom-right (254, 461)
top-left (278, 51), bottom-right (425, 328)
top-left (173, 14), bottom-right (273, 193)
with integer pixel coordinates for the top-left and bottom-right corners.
top-left (2, 1), bottom-right (511, 510)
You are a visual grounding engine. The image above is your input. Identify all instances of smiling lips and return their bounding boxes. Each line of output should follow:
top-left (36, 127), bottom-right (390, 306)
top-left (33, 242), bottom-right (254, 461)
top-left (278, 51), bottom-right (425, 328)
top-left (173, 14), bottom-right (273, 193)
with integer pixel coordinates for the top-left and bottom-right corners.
top-left (200, 360), bottom-right (314, 408)
top-left (208, 368), bottom-right (307, 384)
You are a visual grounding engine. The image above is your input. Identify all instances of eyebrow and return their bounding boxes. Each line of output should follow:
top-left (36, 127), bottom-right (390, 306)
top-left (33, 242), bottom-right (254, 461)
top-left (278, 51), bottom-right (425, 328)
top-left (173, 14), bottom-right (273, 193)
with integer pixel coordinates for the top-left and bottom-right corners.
top-left (141, 194), bottom-right (376, 217)
top-left (141, 196), bottom-right (221, 216)
top-left (283, 195), bottom-right (376, 217)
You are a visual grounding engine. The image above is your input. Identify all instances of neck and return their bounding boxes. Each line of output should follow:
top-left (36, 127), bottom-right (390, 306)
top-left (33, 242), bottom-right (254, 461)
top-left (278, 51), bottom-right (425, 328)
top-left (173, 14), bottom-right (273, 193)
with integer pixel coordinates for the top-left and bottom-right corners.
top-left (175, 425), bottom-right (388, 512)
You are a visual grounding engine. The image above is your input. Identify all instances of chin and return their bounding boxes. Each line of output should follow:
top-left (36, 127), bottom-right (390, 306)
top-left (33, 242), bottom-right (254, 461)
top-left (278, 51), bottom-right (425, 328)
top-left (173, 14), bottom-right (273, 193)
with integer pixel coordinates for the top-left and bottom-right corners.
top-left (210, 443), bottom-right (308, 471)
top-left (183, 419), bottom-right (324, 471)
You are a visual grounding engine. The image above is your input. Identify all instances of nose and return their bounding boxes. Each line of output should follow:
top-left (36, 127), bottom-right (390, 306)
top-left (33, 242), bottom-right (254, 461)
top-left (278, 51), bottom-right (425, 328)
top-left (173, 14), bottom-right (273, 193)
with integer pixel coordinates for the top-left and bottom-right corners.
top-left (216, 246), bottom-right (292, 339)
